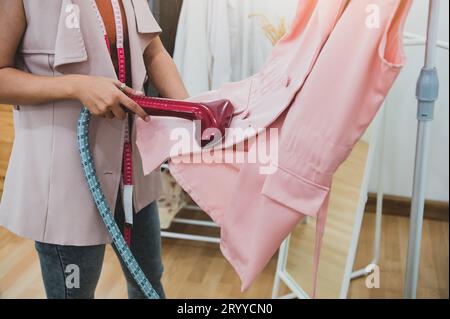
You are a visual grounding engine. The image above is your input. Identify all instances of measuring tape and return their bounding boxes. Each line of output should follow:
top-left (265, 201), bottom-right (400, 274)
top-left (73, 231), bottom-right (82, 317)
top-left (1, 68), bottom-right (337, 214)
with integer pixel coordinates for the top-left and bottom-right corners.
top-left (91, 0), bottom-right (134, 246)
top-left (76, 0), bottom-right (159, 299)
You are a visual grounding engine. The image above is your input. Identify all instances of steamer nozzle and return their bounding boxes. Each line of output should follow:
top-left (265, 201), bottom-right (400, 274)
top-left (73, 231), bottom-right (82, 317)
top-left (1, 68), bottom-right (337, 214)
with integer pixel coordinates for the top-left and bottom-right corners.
top-left (129, 95), bottom-right (235, 147)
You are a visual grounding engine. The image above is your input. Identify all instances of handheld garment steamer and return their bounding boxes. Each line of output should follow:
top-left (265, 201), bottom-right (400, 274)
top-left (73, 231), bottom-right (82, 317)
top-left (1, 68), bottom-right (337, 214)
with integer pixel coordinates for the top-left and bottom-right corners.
top-left (77, 96), bottom-right (234, 298)
top-left (130, 95), bottom-right (234, 147)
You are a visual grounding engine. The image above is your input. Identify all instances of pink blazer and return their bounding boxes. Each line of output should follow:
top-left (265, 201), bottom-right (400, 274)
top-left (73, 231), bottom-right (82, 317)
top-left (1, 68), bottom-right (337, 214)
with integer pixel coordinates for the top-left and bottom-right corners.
top-left (0, 0), bottom-right (163, 246)
top-left (137, 0), bottom-right (412, 294)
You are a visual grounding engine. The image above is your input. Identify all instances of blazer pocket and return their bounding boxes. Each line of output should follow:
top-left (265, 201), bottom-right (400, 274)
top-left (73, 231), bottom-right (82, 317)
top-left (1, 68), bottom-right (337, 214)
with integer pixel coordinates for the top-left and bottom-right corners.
top-left (19, 52), bottom-right (57, 77)
top-left (48, 54), bottom-right (56, 73)
top-left (21, 49), bottom-right (55, 55)
top-left (261, 165), bottom-right (330, 218)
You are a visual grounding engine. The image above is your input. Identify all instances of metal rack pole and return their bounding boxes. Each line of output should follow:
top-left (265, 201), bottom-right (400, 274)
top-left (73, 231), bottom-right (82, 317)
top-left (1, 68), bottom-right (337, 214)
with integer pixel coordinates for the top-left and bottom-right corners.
top-left (404, 0), bottom-right (441, 299)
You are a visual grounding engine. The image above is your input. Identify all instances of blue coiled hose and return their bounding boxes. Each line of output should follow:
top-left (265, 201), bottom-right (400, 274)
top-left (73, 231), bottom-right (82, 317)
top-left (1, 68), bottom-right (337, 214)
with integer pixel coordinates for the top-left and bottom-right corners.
top-left (77, 107), bottom-right (159, 299)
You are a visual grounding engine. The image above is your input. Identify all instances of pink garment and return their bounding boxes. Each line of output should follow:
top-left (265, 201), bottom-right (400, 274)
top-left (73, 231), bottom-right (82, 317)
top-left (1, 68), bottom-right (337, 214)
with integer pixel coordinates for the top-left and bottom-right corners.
top-left (137, 0), bottom-right (350, 169)
top-left (137, 0), bottom-right (412, 295)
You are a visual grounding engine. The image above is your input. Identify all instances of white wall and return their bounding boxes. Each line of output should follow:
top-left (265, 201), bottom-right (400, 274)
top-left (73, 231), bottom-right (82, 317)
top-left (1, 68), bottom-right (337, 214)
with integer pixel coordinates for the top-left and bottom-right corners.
top-left (174, 0), bottom-right (449, 202)
top-left (368, 0), bottom-right (449, 202)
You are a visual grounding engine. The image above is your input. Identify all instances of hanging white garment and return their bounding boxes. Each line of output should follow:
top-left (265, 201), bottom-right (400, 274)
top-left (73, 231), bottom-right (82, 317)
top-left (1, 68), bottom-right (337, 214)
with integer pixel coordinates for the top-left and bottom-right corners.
top-left (173, 0), bottom-right (231, 96)
top-left (228, 0), bottom-right (298, 81)
top-left (174, 0), bottom-right (298, 95)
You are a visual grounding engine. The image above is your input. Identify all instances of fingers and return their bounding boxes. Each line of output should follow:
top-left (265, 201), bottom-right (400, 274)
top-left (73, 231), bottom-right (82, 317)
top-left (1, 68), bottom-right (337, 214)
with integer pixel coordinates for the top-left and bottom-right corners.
top-left (114, 80), bottom-right (144, 96)
top-left (113, 80), bottom-right (150, 121)
top-left (88, 78), bottom-right (149, 121)
top-left (120, 95), bottom-right (151, 122)
top-left (110, 104), bottom-right (127, 120)
top-left (105, 110), bottom-right (115, 119)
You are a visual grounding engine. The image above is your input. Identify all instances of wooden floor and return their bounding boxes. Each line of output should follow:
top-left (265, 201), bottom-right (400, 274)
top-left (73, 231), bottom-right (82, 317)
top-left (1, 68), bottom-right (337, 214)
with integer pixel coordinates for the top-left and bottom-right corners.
top-left (0, 105), bottom-right (14, 194)
top-left (284, 141), bottom-right (372, 298)
top-left (0, 211), bottom-right (448, 299)
top-left (0, 104), bottom-right (448, 298)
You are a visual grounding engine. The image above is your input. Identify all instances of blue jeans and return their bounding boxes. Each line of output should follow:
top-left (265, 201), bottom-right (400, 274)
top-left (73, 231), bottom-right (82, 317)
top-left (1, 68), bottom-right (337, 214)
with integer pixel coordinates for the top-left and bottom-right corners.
top-left (35, 195), bottom-right (165, 299)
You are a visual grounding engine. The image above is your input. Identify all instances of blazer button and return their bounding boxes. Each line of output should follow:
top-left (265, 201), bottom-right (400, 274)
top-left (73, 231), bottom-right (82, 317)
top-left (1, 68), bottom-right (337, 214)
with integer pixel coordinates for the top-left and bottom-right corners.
top-left (284, 75), bottom-right (291, 88)
top-left (242, 110), bottom-right (250, 119)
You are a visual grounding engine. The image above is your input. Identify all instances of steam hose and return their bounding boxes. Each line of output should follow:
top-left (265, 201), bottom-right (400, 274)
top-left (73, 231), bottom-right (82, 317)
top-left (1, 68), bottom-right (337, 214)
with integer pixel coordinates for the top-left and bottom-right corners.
top-left (77, 107), bottom-right (159, 299)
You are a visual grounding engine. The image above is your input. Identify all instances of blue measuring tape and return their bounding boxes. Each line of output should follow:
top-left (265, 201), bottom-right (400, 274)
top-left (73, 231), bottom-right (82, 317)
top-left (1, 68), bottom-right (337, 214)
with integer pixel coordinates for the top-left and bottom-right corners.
top-left (77, 107), bottom-right (160, 299)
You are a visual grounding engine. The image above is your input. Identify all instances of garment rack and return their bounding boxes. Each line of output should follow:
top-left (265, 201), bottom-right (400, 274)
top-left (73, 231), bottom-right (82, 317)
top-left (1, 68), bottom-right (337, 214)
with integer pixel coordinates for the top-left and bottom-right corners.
top-left (352, 17), bottom-right (449, 291)
top-left (160, 0), bottom-right (448, 299)
top-left (403, 0), bottom-right (446, 299)
top-left (271, 0), bottom-right (448, 299)
top-left (159, 163), bottom-right (221, 244)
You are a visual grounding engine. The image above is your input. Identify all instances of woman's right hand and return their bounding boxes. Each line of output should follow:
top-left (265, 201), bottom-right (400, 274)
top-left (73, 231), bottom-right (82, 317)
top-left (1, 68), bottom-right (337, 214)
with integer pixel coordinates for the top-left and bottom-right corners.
top-left (69, 75), bottom-right (151, 122)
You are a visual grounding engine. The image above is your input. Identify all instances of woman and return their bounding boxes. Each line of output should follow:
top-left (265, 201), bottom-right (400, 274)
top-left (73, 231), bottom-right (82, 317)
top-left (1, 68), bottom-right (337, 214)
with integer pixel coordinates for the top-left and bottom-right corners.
top-left (0, 0), bottom-right (188, 299)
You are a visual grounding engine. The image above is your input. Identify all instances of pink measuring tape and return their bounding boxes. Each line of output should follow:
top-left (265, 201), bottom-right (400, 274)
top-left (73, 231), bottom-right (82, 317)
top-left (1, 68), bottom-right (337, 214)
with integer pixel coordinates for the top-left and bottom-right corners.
top-left (91, 0), bottom-right (133, 246)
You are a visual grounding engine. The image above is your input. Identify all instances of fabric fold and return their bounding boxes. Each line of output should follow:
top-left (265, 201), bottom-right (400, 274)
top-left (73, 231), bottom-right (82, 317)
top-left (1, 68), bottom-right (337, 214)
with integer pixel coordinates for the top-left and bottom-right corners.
top-left (136, 0), bottom-right (412, 295)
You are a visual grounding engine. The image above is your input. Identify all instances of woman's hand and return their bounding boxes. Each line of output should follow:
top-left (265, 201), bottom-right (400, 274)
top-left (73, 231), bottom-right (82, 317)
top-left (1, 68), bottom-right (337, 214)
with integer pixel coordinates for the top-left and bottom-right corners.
top-left (69, 75), bottom-right (151, 121)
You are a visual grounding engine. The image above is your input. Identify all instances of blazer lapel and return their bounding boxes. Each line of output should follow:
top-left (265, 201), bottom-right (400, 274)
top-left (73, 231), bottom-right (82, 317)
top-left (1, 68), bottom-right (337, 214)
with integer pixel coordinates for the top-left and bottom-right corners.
top-left (131, 0), bottom-right (162, 33)
top-left (55, 0), bottom-right (117, 80)
top-left (54, 0), bottom-right (160, 89)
